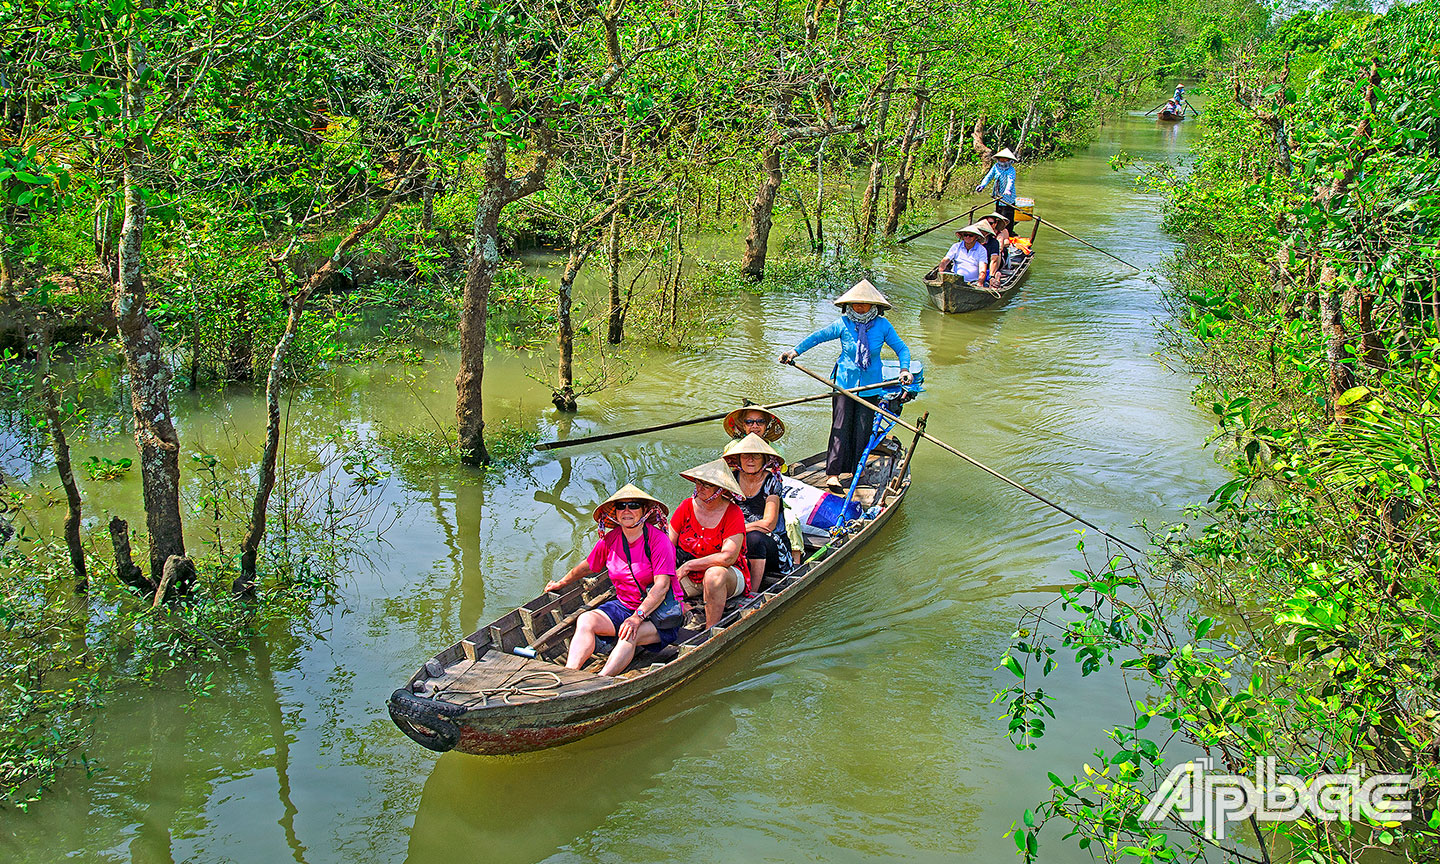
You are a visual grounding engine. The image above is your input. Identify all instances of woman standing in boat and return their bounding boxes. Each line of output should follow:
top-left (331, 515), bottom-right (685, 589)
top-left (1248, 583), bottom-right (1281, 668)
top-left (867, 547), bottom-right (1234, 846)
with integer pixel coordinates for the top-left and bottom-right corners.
top-left (724, 433), bottom-right (792, 589)
top-left (544, 484), bottom-right (681, 676)
top-left (670, 459), bottom-right (750, 629)
top-left (779, 280), bottom-right (913, 492)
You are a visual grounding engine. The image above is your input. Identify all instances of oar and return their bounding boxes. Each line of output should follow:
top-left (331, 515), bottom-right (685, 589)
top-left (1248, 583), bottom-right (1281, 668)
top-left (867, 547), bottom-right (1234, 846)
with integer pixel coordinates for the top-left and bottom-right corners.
top-left (1036, 217), bottom-right (1143, 272)
top-left (896, 209), bottom-right (976, 245)
top-left (1184, 99), bottom-right (1201, 117)
top-left (782, 360), bottom-right (1146, 555)
top-left (1143, 102), bottom-right (1168, 116)
top-left (533, 380), bottom-right (903, 451)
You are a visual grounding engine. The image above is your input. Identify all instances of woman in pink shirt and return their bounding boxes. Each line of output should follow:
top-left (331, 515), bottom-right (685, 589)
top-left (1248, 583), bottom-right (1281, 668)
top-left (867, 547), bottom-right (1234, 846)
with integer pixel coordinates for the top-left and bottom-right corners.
top-left (545, 484), bottom-right (681, 676)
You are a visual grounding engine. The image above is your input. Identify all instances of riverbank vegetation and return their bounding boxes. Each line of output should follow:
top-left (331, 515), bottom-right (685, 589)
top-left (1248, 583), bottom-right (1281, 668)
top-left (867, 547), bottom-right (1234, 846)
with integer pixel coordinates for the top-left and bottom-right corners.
top-left (1002, 2), bottom-right (1440, 861)
top-left (4, 0), bottom-right (1256, 811)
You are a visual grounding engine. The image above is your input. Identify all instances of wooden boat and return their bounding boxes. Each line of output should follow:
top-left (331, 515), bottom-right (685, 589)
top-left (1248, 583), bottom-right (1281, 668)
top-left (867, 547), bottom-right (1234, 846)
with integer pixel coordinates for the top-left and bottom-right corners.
top-left (388, 420), bottom-right (924, 755)
top-left (923, 224), bottom-right (1038, 314)
top-left (1157, 106), bottom-right (1185, 122)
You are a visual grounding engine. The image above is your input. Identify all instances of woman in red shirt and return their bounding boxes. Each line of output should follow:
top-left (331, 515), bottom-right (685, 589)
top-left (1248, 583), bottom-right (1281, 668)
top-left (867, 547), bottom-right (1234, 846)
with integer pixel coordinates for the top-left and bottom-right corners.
top-left (670, 458), bottom-right (750, 629)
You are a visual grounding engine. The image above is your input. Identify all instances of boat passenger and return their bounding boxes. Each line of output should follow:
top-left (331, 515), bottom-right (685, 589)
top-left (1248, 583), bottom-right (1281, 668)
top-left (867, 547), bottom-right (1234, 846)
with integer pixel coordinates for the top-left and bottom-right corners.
top-left (940, 225), bottom-right (990, 286)
top-left (544, 484), bottom-right (681, 676)
top-left (973, 221), bottom-right (1002, 291)
top-left (722, 405), bottom-right (786, 443)
top-left (778, 279), bottom-right (913, 493)
top-left (723, 433), bottom-right (793, 589)
top-left (981, 211), bottom-right (1012, 247)
top-left (670, 458), bottom-right (750, 629)
top-left (1163, 98), bottom-right (1180, 116)
top-left (975, 147), bottom-right (1018, 222)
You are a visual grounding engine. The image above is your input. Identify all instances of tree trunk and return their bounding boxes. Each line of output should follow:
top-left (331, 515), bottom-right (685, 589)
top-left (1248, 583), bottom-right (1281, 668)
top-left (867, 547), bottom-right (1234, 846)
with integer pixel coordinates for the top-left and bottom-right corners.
top-left (38, 339), bottom-right (86, 591)
top-left (1319, 274), bottom-right (1355, 424)
top-left (554, 241), bottom-right (600, 412)
top-left (741, 145), bottom-right (781, 281)
top-left (932, 108), bottom-right (959, 199)
top-left (456, 141), bottom-right (508, 465)
top-left (858, 53), bottom-right (897, 250)
top-left (114, 32), bottom-right (186, 586)
top-left (110, 516), bottom-right (152, 595)
top-left (235, 200), bottom-right (398, 594)
top-left (606, 209), bottom-right (624, 344)
top-left (884, 92), bottom-right (927, 237)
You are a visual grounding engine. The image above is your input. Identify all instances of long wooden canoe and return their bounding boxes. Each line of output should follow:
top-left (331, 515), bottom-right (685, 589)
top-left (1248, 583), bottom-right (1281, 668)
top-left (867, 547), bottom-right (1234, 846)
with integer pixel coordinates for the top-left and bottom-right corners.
top-left (923, 245), bottom-right (1035, 314)
top-left (1157, 107), bottom-right (1185, 122)
top-left (388, 419), bottom-right (923, 755)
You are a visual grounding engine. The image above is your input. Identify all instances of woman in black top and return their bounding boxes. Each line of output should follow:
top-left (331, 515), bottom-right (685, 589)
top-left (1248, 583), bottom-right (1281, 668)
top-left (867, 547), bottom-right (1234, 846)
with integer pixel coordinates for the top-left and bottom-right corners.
top-left (723, 433), bottom-right (793, 589)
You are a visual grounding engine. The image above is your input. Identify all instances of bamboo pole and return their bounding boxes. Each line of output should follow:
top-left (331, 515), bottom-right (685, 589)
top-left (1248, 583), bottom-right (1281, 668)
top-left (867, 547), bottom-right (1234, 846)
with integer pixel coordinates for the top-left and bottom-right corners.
top-left (533, 379), bottom-right (904, 451)
top-left (783, 361), bottom-right (1145, 555)
top-left (1036, 216), bottom-right (1143, 272)
top-left (897, 203), bottom-right (980, 245)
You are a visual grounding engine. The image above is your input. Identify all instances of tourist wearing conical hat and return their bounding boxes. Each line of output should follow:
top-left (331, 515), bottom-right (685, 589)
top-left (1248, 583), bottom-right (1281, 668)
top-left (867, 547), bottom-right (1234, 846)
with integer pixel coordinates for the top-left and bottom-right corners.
top-left (669, 458), bottom-right (749, 629)
top-left (778, 280), bottom-right (914, 492)
top-left (975, 146), bottom-right (1019, 223)
top-left (723, 434), bottom-right (793, 588)
top-left (722, 404), bottom-right (786, 443)
top-left (544, 484), bottom-right (682, 675)
top-left (939, 225), bottom-right (991, 288)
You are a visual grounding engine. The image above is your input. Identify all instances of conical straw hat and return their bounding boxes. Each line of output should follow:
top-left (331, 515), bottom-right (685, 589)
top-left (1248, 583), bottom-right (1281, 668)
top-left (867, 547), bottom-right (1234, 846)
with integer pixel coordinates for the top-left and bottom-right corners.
top-left (679, 458), bottom-right (743, 500)
top-left (973, 221), bottom-right (996, 236)
top-left (832, 278), bottom-right (891, 309)
top-left (592, 483), bottom-right (669, 526)
top-left (722, 405), bottom-right (786, 442)
top-left (982, 211), bottom-right (1010, 225)
top-left (957, 224), bottom-right (986, 238)
top-left (722, 433), bottom-right (783, 472)
top-left (994, 147), bottom-right (1016, 160)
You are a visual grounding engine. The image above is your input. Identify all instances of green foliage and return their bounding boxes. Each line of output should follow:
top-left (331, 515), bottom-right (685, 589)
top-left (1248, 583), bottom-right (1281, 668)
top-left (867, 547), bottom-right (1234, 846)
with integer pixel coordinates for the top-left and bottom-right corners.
top-left (79, 455), bottom-right (130, 481)
top-left (1004, 3), bottom-right (1440, 861)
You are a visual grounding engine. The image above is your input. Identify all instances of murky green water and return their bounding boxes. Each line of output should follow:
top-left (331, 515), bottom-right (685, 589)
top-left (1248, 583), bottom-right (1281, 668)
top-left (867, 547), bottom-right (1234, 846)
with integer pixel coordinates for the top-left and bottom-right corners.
top-left (2, 111), bottom-right (1222, 863)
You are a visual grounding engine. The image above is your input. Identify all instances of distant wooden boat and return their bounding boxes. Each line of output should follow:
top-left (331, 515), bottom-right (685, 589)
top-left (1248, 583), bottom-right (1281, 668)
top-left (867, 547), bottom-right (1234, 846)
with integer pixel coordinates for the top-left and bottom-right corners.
top-left (924, 240), bottom-right (1036, 314)
top-left (388, 421), bottom-right (924, 755)
top-left (1157, 106), bottom-right (1185, 122)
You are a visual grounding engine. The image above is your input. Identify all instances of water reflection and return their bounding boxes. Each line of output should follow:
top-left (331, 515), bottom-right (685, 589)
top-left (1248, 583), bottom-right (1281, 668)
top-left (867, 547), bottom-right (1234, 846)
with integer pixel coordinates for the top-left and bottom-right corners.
top-left (8, 112), bottom-right (1226, 864)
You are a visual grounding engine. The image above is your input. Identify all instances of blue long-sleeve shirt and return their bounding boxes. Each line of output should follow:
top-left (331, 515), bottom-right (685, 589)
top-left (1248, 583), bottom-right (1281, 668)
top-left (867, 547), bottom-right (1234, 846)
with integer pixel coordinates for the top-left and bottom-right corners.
top-left (792, 317), bottom-right (911, 395)
top-left (975, 161), bottom-right (1017, 204)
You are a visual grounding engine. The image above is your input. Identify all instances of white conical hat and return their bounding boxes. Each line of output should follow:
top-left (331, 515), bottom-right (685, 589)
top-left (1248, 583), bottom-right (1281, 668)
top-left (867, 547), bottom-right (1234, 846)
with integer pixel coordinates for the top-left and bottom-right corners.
top-left (994, 147), bottom-right (1016, 160)
top-left (679, 458), bottom-right (744, 500)
top-left (832, 279), bottom-right (891, 309)
top-left (957, 224), bottom-right (986, 238)
top-left (592, 483), bottom-right (669, 526)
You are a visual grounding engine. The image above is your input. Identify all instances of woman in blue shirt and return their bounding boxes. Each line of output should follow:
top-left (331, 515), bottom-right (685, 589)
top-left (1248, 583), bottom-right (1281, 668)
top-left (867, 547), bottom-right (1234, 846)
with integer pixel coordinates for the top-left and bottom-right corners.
top-left (975, 147), bottom-right (1018, 222)
top-left (779, 280), bottom-right (913, 492)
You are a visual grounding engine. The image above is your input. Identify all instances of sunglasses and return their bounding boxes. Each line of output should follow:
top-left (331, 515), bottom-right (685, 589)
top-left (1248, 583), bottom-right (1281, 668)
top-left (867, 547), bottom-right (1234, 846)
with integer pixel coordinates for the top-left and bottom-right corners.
top-left (742, 417), bottom-right (769, 426)
top-left (614, 502), bottom-right (645, 511)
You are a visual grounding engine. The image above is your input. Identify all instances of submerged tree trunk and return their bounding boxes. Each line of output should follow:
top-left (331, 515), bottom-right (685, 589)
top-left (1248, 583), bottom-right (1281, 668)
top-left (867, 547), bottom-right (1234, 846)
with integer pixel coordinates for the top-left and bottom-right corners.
top-left (236, 201), bottom-right (397, 594)
top-left (741, 145), bottom-right (781, 281)
top-left (884, 91), bottom-right (927, 238)
top-left (606, 209), bottom-right (624, 344)
top-left (1319, 275), bottom-right (1355, 424)
top-left (38, 337), bottom-right (86, 591)
top-left (114, 32), bottom-right (186, 586)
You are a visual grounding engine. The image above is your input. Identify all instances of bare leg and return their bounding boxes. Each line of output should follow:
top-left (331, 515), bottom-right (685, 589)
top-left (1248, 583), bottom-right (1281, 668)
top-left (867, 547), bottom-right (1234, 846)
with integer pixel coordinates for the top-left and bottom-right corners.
top-left (600, 621), bottom-right (661, 677)
top-left (565, 610), bottom-right (615, 670)
top-left (748, 557), bottom-right (766, 590)
top-left (702, 565), bottom-right (738, 629)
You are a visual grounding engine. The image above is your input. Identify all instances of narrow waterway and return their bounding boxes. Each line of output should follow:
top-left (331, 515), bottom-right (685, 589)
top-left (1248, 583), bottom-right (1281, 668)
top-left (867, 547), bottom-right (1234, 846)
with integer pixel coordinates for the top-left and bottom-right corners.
top-left (3, 111), bottom-right (1222, 864)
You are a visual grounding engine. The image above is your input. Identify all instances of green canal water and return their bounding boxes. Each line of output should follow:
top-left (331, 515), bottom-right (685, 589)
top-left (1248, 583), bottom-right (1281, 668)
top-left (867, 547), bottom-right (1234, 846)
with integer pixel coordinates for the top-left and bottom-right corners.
top-left (3, 111), bottom-right (1223, 863)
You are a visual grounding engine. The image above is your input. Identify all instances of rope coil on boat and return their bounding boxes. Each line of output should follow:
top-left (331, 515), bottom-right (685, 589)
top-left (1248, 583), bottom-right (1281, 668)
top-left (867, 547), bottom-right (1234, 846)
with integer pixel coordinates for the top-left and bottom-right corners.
top-left (435, 670), bottom-right (565, 708)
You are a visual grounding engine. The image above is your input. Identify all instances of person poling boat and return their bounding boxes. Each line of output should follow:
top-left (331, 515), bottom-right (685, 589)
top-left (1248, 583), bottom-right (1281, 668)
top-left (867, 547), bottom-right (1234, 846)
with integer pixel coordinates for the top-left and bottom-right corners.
top-left (778, 280), bottom-right (914, 493)
top-left (975, 147), bottom-right (1018, 222)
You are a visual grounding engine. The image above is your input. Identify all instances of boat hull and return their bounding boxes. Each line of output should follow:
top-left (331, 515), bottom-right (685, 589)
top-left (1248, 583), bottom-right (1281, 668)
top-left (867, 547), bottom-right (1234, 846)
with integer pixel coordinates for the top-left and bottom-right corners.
top-left (1157, 110), bottom-right (1184, 122)
top-left (924, 254), bottom-right (1033, 314)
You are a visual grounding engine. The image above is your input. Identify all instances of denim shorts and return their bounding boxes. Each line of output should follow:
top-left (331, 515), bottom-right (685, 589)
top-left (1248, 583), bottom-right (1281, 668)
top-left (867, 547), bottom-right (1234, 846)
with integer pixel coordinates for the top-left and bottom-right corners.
top-left (595, 599), bottom-right (679, 647)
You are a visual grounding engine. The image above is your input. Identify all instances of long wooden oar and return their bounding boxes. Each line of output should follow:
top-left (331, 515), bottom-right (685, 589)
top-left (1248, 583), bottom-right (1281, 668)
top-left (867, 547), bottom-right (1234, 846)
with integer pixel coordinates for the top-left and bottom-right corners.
top-left (1143, 102), bottom-right (1168, 116)
top-left (1037, 217), bottom-right (1143, 272)
top-left (784, 360), bottom-right (1146, 555)
top-left (533, 379), bottom-right (903, 451)
top-left (897, 204), bottom-right (981, 245)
